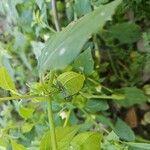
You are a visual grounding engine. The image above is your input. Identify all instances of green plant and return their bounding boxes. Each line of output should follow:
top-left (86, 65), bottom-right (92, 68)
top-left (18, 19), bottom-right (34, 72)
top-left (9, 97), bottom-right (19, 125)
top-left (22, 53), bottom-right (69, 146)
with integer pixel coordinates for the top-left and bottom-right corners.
top-left (0, 0), bottom-right (150, 150)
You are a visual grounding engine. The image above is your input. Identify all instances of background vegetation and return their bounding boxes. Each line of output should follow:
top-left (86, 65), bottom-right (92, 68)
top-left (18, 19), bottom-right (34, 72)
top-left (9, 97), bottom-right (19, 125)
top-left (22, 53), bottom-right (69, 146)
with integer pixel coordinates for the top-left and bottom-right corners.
top-left (0, 0), bottom-right (150, 149)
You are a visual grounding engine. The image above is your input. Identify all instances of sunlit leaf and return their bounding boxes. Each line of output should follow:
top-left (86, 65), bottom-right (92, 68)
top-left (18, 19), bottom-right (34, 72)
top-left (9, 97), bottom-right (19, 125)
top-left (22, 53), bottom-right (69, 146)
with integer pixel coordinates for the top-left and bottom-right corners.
top-left (0, 67), bottom-right (16, 92)
top-left (57, 71), bottom-right (85, 96)
top-left (40, 126), bottom-right (80, 150)
top-left (70, 131), bottom-right (102, 150)
top-left (11, 140), bottom-right (27, 150)
top-left (18, 106), bottom-right (35, 120)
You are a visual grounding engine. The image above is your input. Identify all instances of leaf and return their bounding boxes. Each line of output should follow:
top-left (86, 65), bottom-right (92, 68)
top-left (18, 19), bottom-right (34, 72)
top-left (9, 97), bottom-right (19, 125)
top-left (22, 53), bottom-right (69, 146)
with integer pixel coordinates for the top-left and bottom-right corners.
top-left (18, 106), bottom-right (35, 120)
top-left (11, 140), bottom-right (27, 150)
top-left (57, 71), bottom-right (85, 96)
top-left (73, 48), bottom-right (94, 75)
top-left (38, 0), bottom-right (122, 73)
top-left (127, 142), bottom-right (150, 150)
top-left (70, 131), bottom-right (102, 150)
top-left (85, 99), bottom-right (109, 113)
top-left (40, 131), bottom-right (51, 150)
top-left (116, 87), bottom-right (148, 107)
top-left (108, 22), bottom-right (141, 43)
top-left (0, 67), bottom-right (16, 92)
top-left (31, 41), bottom-right (45, 59)
top-left (40, 126), bottom-right (80, 150)
top-left (57, 126), bottom-right (80, 150)
top-left (113, 118), bottom-right (135, 141)
top-left (21, 123), bottom-right (34, 133)
top-left (74, 0), bottom-right (92, 17)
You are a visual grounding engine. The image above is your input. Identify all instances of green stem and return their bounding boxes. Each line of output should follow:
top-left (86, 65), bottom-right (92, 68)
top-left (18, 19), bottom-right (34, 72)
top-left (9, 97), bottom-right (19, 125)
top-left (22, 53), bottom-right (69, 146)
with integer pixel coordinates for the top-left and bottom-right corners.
top-left (48, 97), bottom-right (57, 150)
top-left (47, 71), bottom-right (57, 150)
top-left (63, 109), bottom-right (72, 127)
top-left (80, 92), bottom-right (124, 100)
top-left (0, 95), bottom-right (47, 102)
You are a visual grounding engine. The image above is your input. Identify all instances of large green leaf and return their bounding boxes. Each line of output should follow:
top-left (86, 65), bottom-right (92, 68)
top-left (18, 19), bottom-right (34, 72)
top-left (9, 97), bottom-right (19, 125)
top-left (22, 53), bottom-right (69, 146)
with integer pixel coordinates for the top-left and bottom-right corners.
top-left (40, 126), bottom-right (79, 150)
top-left (38, 0), bottom-right (122, 73)
top-left (0, 67), bottom-right (16, 92)
top-left (57, 71), bottom-right (85, 96)
top-left (70, 131), bottom-right (102, 150)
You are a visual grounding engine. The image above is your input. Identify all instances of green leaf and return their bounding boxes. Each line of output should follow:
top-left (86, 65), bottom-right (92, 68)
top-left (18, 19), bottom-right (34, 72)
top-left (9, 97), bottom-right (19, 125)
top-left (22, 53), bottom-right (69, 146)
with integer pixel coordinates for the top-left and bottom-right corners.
top-left (127, 142), bottom-right (150, 150)
top-left (73, 48), bottom-right (94, 75)
top-left (18, 106), bottom-right (35, 120)
top-left (108, 22), bottom-right (141, 43)
top-left (21, 123), bottom-right (34, 133)
top-left (11, 140), bottom-right (27, 150)
top-left (116, 87), bottom-right (148, 107)
top-left (40, 131), bottom-right (51, 150)
top-left (85, 99), bottom-right (109, 113)
top-left (57, 126), bottom-right (80, 150)
top-left (113, 118), bottom-right (135, 141)
top-left (70, 131), bottom-right (102, 150)
top-left (57, 71), bottom-right (85, 96)
top-left (40, 126), bottom-right (80, 150)
top-left (0, 67), bottom-right (16, 92)
top-left (74, 0), bottom-right (92, 17)
top-left (38, 0), bottom-right (122, 73)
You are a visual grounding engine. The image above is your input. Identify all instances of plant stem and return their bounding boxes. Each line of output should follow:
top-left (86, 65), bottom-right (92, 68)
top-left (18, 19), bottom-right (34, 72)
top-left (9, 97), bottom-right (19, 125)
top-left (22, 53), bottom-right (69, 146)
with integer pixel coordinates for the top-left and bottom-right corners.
top-left (48, 97), bottom-right (57, 150)
top-left (80, 92), bottom-right (124, 100)
top-left (47, 71), bottom-right (57, 150)
top-left (63, 109), bottom-right (72, 127)
top-left (0, 95), bottom-right (47, 102)
top-left (51, 0), bottom-right (61, 32)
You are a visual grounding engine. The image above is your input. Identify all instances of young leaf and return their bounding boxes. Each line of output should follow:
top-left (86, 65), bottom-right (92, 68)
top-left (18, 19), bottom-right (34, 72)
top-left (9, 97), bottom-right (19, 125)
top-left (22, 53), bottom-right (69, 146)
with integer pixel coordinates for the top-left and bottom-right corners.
top-left (113, 118), bottom-right (135, 142)
top-left (11, 140), bottom-right (27, 150)
top-left (57, 71), bottom-right (85, 96)
top-left (38, 0), bottom-right (122, 73)
top-left (0, 67), bottom-right (16, 92)
top-left (18, 106), bottom-right (35, 120)
top-left (70, 131), bottom-right (102, 150)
